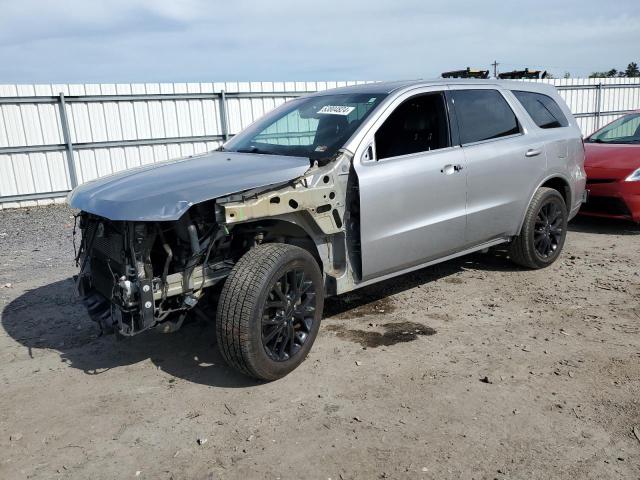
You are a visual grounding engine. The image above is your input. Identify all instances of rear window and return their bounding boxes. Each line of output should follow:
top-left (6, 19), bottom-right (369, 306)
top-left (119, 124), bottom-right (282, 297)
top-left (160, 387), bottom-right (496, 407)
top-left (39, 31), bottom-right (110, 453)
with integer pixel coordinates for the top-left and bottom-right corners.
top-left (451, 89), bottom-right (520, 144)
top-left (512, 90), bottom-right (568, 129)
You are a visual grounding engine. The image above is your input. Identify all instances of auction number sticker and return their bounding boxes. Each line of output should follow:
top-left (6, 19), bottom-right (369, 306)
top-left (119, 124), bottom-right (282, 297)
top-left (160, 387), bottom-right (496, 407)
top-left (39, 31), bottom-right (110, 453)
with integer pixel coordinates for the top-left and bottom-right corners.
top-left (317, 105), bottom-right (355, 115)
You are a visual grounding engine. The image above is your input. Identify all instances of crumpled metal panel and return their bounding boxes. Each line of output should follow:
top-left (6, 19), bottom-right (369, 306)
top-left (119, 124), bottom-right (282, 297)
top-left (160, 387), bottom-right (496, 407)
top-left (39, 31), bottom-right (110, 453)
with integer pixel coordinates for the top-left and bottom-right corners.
top-left (67, 151), bottom-right (311, 221)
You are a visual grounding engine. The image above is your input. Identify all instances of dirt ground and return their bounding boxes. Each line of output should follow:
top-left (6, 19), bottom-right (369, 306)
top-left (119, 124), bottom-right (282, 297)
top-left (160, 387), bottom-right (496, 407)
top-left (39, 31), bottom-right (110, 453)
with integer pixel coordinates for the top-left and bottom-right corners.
top-left (0, 205), bottom-right (639, 480)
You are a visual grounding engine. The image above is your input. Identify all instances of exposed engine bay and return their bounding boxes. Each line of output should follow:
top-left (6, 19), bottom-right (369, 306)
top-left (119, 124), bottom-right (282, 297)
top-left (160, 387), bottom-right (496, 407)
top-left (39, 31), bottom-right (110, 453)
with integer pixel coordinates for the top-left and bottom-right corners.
top-left (75, 204), bottom-right (232, 336)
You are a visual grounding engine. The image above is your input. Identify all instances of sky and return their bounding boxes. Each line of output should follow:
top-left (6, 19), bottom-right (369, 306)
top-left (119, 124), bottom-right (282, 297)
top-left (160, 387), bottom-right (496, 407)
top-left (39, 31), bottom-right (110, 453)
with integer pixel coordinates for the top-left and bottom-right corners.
top-left (1, 0), bottom-right (639, 83)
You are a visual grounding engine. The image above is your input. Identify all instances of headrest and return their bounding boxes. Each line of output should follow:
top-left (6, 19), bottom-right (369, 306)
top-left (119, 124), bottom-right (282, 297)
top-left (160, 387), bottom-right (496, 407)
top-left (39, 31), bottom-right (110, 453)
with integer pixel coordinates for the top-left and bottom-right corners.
top-left (314, 115), bottom-right (350, 147)
top-left (403, 111), bottom-right (429, 132)
top-left (317, 115), bottom-right (349, 133)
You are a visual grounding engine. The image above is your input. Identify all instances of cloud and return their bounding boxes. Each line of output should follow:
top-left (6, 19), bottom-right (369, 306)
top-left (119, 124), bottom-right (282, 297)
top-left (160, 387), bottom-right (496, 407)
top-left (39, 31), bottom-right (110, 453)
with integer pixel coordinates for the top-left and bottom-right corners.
top-left (0, 0), bottom-right (639, 82)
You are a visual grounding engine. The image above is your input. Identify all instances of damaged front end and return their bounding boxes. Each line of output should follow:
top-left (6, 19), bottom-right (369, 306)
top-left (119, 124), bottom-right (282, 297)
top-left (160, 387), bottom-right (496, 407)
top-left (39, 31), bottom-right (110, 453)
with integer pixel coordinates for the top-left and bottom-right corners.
top-left (72, 148), bottom-right (362, 337)
top-left (74, 206), bottom-right (231, 336)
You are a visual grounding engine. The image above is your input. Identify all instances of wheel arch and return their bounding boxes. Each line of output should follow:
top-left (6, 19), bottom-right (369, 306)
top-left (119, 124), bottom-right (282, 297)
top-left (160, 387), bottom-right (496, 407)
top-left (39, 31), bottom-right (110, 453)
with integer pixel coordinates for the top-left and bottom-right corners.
top-left (231, 213), bottom-right (350, 296)
top-left (539, 176), bottom-right (571, 208)
top-left (516, 174), bottom-right (572, 234)
top-left (231, 216), bottom-right (321, 262)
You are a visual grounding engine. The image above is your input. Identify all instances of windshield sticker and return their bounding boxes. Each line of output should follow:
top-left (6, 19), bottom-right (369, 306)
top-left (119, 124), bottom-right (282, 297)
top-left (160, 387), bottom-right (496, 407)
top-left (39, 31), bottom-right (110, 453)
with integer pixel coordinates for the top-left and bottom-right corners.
top-left (314, 145), bottom-right (328, 152)
top-left (317, 105), bottom-right (355, 116)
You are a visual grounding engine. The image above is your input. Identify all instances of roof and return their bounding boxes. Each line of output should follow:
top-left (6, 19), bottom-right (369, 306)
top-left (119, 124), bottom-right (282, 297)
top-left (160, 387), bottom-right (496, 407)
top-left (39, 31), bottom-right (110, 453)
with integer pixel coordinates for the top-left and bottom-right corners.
top-left (310, 79), bottom-right (559, 96)
top-left (309, 80), bottom-right (421, 95)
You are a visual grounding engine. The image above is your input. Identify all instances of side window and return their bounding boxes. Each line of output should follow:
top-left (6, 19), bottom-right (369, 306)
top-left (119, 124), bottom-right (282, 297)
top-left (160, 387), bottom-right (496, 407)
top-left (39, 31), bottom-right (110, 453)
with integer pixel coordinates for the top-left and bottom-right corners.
top-left (512, 90), bottom-right (569, 129)
top-left (451, 89), bottom-right (520, 144)
top-left (375, 92), bottom-right (450, 160)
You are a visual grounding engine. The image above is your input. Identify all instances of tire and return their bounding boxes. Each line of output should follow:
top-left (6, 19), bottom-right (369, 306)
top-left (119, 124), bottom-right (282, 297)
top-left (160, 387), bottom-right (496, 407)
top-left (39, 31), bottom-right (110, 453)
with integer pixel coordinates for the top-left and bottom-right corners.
top-left (509, 187), bottom-right (568, 269)
top-left (216, 243), bottom-right (324, 381)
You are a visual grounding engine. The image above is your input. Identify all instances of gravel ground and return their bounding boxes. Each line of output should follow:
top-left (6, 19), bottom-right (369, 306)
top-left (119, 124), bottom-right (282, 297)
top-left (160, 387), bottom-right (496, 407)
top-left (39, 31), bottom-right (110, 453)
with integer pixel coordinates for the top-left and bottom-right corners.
top-left (0, 205), bottom-right (639, 480)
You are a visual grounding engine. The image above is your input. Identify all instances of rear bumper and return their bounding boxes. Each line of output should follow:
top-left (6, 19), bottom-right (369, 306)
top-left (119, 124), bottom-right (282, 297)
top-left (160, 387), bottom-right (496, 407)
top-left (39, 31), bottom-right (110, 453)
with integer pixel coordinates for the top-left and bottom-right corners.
top-left (569, 188), bottom-right (588, 219)
top-left (579, 180), bottom-right (640, 223)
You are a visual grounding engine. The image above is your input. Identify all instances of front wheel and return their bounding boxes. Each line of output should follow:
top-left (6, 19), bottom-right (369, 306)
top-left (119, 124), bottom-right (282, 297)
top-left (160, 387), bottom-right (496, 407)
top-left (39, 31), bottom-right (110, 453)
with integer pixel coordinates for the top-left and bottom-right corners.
top-left (216, 243), bottom-right (324, 381)
top-left (509, 187), bottom-right (568, 269)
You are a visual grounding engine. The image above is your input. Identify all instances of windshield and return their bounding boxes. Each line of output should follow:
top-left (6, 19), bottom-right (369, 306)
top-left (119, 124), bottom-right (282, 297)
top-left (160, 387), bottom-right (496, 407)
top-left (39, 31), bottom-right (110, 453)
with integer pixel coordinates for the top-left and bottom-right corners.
top-left (588, 113), bottom-right (640, 144)
top-left (222, 93), bottom-right (387, 160)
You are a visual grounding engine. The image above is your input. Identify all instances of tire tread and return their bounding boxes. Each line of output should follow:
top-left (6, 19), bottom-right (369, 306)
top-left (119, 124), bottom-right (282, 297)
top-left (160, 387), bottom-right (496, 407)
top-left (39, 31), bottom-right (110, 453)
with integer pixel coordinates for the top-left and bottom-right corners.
top-left (509, 187), bottom-right (566, 269)
top-left (216, 243), bottom-right (320, 380)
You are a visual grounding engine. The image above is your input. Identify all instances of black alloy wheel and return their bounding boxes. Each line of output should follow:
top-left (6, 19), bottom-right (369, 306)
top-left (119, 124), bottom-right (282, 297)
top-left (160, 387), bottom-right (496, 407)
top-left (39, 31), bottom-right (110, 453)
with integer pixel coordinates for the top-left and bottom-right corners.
top-left (216, 243), bottom-right (324, 381)
top-left (533, 199), bottom-right (564, 259)
top-left (509, 187), bottom-right (568, 269)
top-left (262, 268), bottom-right (316, 362)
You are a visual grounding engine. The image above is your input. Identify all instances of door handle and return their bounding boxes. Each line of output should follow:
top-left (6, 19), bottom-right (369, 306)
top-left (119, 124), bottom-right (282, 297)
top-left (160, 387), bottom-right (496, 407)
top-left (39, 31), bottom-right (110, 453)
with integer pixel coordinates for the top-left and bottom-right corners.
top-left (440, 164), bottom-right (463, 175)
top-left (525, 148), bottom-right (542, 157)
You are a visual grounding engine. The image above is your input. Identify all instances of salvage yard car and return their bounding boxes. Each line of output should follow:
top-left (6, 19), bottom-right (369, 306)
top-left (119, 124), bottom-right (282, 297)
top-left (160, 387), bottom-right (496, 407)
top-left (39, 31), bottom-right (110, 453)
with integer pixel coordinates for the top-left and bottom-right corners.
top-left (581, 111), bottom-right (640, 223)
top-left (69, 80), bottom-right (586, 380)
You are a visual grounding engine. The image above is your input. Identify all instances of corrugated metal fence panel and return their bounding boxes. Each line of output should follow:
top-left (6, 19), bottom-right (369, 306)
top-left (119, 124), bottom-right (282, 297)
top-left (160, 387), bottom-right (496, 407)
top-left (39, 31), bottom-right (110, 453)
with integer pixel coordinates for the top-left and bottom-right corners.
top-left (0, 83), bottom-right (69, 200)
top-left (1, 79), bottom-right (639, 207)
top-left (71, 87), bottom-right (190, 183)
top-left (65, 82), bottom-right (221, 184)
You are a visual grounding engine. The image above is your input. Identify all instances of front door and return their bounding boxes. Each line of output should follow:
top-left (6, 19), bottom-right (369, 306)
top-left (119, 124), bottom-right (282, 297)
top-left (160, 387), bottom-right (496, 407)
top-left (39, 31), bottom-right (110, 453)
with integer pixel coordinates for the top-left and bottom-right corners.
top-left (354, 90), bottom-right (467, 280)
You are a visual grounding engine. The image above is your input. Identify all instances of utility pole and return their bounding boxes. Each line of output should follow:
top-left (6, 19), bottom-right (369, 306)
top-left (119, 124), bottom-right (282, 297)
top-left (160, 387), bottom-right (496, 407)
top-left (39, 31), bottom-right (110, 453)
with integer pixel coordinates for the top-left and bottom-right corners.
top-left (491, 60), bottom-right (499, 78)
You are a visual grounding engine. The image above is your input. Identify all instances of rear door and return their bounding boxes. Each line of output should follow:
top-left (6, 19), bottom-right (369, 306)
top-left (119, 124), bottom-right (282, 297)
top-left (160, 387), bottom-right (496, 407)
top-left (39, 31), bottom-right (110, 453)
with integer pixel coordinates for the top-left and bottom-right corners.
top-left (510, 89), bottom-right (575, 189)
top-left (354, 88), bottom-right (468, 280)
top-left (449, 86), bottom-right (546, 245)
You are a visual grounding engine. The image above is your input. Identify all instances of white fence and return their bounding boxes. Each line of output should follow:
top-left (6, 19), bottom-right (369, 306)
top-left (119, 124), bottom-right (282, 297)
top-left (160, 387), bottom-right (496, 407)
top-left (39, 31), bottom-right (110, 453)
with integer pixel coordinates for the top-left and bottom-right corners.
top-left (1, 78), bottom-right (639, 208)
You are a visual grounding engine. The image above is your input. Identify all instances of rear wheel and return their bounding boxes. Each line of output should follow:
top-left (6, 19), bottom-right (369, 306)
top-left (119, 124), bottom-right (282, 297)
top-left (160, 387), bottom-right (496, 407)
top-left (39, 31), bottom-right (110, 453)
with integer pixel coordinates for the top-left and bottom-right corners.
top-left (216, 243), bottom-right (324, 381)
top-left (509, 187), bottom-right (568, 269)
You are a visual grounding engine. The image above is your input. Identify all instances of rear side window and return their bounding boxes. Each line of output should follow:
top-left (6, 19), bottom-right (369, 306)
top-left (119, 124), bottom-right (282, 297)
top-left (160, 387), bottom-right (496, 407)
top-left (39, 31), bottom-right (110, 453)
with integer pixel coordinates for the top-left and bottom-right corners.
top-left (451, 89), bottom-right (520, 144)
top-left (512, 90), bottom-right (568, 129)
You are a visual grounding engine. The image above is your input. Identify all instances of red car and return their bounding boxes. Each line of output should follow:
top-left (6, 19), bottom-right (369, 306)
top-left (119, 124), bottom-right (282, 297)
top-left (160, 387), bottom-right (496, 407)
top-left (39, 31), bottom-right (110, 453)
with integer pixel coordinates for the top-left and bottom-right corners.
top-left (582, 112), bottom-right (640, 223)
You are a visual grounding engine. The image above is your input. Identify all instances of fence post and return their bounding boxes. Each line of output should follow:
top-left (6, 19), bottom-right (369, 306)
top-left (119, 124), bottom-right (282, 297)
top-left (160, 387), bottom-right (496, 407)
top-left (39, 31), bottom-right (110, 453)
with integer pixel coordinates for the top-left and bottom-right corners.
top-left (594, 83), bottom-right (602, 130)
top-left (57, 92), bottom-right (79, 188)
top-left (219, 89), bottom-right (229, 141)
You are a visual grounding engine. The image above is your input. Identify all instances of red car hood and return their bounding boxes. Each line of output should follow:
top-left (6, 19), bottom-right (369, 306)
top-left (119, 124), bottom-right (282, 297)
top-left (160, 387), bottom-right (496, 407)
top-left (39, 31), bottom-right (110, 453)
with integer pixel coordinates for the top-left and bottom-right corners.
top-left (584, 142), bottom-right (640, 179)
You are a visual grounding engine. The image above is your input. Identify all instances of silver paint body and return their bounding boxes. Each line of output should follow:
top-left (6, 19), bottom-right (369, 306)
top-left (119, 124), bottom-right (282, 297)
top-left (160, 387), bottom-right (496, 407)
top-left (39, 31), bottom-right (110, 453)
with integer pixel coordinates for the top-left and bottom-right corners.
top-left (69, 79), bottom-right (586, 291)
top-left (338, 80), bottom-right (586, 281)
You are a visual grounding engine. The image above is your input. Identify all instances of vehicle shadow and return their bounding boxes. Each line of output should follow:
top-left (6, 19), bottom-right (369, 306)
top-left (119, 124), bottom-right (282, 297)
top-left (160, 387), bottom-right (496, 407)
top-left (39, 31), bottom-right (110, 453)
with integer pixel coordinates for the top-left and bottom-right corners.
top-left (1, 251), bottom-right (520, 387)
top-left (568, 215), bottom-right (640, 235)
top-left (324, 250), bottom-right (522, 317)
top-left (0, 278), bottom-right (260, 388)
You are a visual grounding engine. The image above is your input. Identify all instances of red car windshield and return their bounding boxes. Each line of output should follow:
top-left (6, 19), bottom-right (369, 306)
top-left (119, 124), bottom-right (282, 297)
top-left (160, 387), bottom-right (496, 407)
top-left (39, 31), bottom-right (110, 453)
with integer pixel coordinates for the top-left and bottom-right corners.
top-left (588, 113), bottom-right (640, 144)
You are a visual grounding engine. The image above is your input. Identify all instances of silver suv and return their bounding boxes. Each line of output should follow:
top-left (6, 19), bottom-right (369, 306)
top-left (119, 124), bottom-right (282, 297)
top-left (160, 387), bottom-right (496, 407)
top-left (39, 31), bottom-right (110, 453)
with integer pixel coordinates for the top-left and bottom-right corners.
top-left (69, 80), bottom-right (586, 380)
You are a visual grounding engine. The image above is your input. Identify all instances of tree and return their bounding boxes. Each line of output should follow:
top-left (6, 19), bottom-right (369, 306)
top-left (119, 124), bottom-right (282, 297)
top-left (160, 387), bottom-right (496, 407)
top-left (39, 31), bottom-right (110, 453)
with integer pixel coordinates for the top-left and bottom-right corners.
top-left (563, 72), bottom-right (571, 79)
top-left (625, 62), bottom-right (639, 77)
top-left (589, 69), bottom-right (620, 78)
